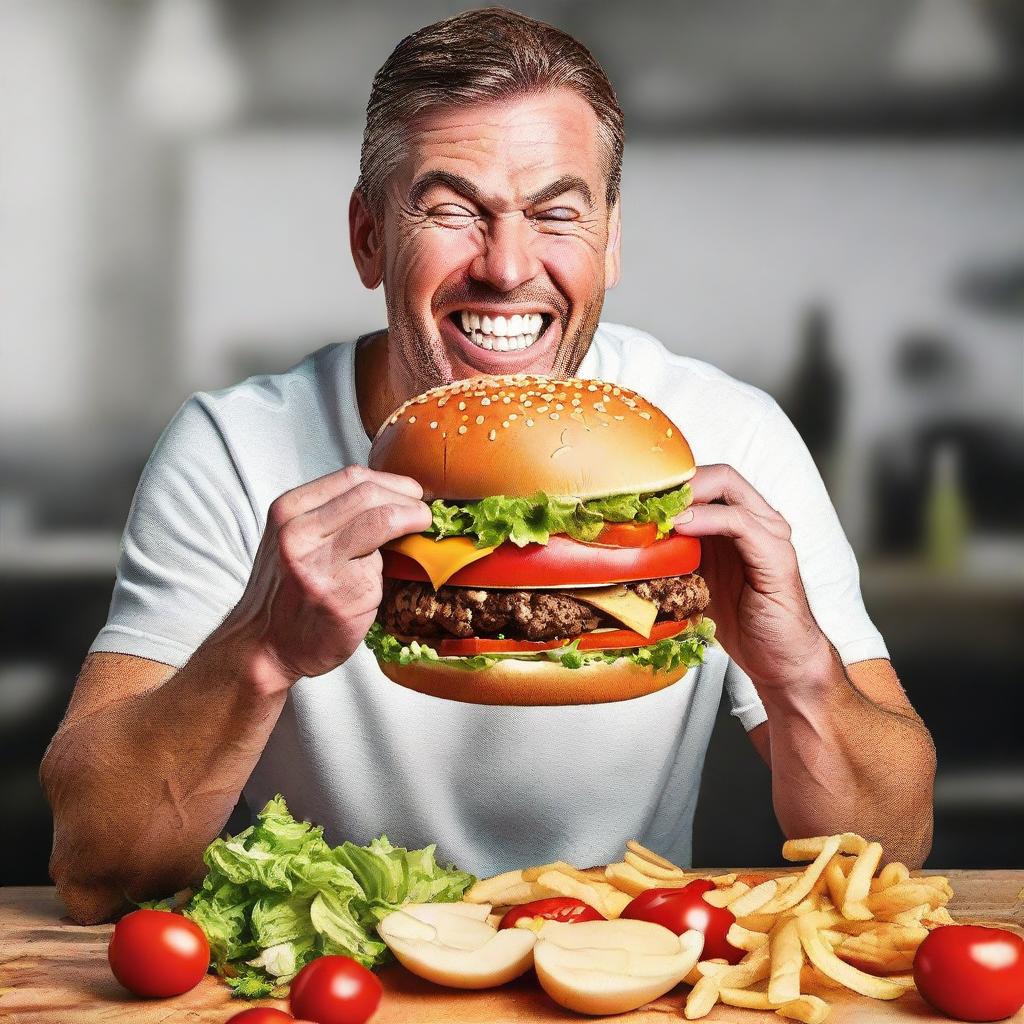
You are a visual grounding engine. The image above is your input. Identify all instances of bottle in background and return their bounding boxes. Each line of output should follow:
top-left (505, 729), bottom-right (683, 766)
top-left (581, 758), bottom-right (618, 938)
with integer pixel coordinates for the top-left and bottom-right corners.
top-left (923, 441), bottom-right (970, 573)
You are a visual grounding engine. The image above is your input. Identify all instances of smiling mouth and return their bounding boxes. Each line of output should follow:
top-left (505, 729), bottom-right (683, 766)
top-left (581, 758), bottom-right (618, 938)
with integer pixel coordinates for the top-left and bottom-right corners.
top-left (448, 310), bottom-right (554, 352)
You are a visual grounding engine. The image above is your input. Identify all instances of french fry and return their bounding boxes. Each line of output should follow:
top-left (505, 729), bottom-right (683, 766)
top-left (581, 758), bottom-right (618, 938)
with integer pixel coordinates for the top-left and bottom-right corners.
top-left (715, 942), bottom-right (772, 989)
top-left (719, 988), bottom-right (777, 1009)
top-left (728, 922), bottom-right (770, 951)
top-left (842, 841), bottom-right (883, 920)
top-left (729, 879), bottom-right (780, 917)
top-left (877, 861), bottom-right (910, 888)
top-left (783, 832), bottom-right (867, 861)
top-left (776, 994), bottom-right (830, 1024)
top-left (799, 964), bottom-right (845, 992)
top-left (738, 912), bottom-right (779, 933)
top-left (768, 918), bottom-right (804, 1005)
top-left (922, 905), bottom-right (955, 926)
top-left (867, 882), bottom-right (946, 916)
top-left (603, 889), bottom-right (633, 919)
top-left (623, 849), bottom-right (690, 880)
top-left (625, 838), bottom-right (681, 872)
top-left (465, 870), bottom-right (559, 906)
top-left (797, 915), bottom-right (907, 999)
top-left (537, 870), bottom-right (618, 918)
top-left (704, 882), bottom-right (749, 907)
top-left (523, 860), bottom-right (602, 885)
top-left (891, 903), bottom-right (930, 926)
top-left (761, 836), bottom-right (842, 914)
top-left (684, 974), bottom-right (721, 1019)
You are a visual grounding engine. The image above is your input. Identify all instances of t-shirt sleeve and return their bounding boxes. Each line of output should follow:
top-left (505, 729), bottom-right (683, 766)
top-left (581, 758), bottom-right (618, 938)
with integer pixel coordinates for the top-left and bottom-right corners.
top-left (722, 397), bottom-right (889, 731)
top-left (89, 395), bottom-right (258, 669)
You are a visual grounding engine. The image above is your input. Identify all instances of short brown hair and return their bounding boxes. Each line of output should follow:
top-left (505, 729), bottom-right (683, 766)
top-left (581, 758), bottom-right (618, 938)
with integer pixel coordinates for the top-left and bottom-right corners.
top-left (358, 7), bottom-right (624, 215)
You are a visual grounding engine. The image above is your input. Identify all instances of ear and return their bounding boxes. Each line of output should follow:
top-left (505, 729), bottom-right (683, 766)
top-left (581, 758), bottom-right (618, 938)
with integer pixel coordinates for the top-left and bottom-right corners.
top-left (604, 198), bottom-right (621, 290)
top-left (349, 188), bottom-right (384, 289)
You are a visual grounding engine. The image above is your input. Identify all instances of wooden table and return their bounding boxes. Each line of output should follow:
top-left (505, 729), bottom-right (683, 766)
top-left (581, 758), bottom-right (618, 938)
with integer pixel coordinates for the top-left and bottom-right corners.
top-left (2, 876), bottom-right (1022, 1023)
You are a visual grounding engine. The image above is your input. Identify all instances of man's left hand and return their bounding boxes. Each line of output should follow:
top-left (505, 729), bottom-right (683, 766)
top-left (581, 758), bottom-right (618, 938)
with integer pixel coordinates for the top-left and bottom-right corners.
top-left (673, 464), bottom-right (831, 693)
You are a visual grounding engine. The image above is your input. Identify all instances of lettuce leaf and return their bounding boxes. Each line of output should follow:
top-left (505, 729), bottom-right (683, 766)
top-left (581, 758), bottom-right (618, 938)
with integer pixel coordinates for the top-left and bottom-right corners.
top-left (364, 618), bottom-right (716, 673)
top-left (183, 796), bottom-right (474, 995)
top-left (428, 483), bottom-right (693, 548)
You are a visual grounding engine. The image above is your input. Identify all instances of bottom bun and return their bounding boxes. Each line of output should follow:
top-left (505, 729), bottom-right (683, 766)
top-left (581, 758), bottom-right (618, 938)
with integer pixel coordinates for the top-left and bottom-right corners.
top-left (377, 657), bottom-right (690, 706)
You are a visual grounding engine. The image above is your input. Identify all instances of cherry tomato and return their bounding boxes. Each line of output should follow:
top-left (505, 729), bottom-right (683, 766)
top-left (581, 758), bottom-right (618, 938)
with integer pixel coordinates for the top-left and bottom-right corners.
top-left (436, 619), bottom-right (691, 657)
top-left (382, 533), bottom-right (701, 588)
top-left (226, 1010), bottom-right (296, 1023)
top-left (289, 956), bottom-right (382, 1024)
top-left (913, 925), bottom-right (1024, 1022)
top-left (107, 908), bottom-right (210, 998)
top-left (622, 880), bottom-right (744, 964)
top-left (499, 897), bottom-right (606, 929)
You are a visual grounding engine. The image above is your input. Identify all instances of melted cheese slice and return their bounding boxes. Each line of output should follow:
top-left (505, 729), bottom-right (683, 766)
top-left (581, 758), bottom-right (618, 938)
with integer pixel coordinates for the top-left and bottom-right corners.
top-left (386, 535), bottom-right (497, 589)
top-left (562, 585), bottom-right (658, 638)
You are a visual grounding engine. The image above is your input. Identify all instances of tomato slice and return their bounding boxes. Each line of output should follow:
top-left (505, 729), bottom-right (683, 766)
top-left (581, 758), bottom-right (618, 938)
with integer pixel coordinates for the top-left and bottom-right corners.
top-left (590, 522), bottom-right (658, 547)
top-left (382, 533), bottom-right (701, 588)
top-left (499, 897), bottom-right (605, 929)
top-left (436, 619), bottom-right (690, 657)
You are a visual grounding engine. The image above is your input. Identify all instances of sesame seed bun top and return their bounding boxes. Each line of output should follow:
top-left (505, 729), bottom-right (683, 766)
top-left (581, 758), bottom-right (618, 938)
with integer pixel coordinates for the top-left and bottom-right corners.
top-left (368, 374), bottom-right (696, 501)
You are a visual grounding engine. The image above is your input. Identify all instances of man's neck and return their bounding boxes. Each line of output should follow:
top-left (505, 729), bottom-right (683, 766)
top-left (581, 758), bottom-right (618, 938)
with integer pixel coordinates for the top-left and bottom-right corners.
top-left (355, 330), bottom-right (405, 441)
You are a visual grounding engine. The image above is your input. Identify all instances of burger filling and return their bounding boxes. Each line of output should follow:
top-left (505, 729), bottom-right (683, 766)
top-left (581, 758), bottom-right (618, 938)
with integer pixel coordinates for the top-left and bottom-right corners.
top-left (380, 575), bottom-right (710, 643)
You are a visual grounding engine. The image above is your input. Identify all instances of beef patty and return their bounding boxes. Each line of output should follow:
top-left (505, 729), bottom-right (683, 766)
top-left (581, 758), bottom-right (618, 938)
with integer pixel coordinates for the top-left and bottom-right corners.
top-left (379, 574), bottom-right (710, 642)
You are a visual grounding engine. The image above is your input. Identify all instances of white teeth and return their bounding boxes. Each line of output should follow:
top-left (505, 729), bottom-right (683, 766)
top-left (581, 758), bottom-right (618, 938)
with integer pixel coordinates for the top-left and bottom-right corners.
top-left (454, 311), bottom-right (547, 353)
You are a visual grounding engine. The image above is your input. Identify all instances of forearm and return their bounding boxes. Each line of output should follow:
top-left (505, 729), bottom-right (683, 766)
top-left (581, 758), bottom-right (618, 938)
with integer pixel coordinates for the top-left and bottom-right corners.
top-left (760, 645), bottom-right (936, 868)
top-left (41, 626), bottom-right (289, 923)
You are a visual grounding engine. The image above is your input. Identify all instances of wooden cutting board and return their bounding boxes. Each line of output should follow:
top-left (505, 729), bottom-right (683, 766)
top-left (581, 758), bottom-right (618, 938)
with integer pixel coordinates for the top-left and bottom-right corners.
top-left (2, 875), bottom-right (1022, 1023)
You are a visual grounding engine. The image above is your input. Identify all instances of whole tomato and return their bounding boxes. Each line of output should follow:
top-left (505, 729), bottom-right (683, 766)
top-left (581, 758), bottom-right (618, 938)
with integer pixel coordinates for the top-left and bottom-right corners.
top-left (499, 897), bottom-right (605, 929)
top-left (289, 956), bottom-right (382, 1024)
top-left (226, 1010), bottom-right (296, 1023)
top-left (914, 925), bottom-right (1024, 1022)
top-left (621, 880), bottom-right (744, 964)
top-left (107, 908), bottom-right (210, 998)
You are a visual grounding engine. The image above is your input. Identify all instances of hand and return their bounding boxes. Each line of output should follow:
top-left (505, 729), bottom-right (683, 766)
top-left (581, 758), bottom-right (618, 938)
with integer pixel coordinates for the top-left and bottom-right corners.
top-left (673, 464), bottom-right (832, 693)
top-left (224, 465), bottom-right (431, 691)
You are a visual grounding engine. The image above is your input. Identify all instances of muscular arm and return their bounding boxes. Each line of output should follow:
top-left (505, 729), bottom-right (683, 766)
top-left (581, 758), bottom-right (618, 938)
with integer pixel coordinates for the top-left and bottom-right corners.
top-left (40, 633), bottom-right (289, 924)
top-left (746, 657), bottom-right (935, 868)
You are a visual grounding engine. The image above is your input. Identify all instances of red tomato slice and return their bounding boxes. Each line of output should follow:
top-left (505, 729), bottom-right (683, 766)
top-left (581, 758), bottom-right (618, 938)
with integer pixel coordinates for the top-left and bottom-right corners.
top-left (499, 897), bottom-right (605, 929)
top-left (382, 533), bottom-right (700, 589)
top-left (590, 522), bottom-right (659, 547)
top-left (436, 619), bottom-right (690, 657)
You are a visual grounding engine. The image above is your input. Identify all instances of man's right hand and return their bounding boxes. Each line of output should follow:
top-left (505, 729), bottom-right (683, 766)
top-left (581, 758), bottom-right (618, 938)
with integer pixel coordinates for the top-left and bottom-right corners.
top-left (224, 465), bottom-right (431, 691)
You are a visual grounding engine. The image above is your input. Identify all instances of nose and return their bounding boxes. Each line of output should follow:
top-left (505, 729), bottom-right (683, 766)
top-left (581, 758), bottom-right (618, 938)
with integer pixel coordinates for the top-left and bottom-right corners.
top-left (469, 213), bottom-right (542, 293)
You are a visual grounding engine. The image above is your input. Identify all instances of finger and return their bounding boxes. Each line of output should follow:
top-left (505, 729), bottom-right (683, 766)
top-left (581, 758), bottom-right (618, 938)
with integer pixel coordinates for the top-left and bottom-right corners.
top-left (270, 465), bottom-right (423, 525)
top-left (674, 503), bottom-right (796, 574)
top-left (297, 481), bottom-right (429, 539)
top-left (688, 464), bottom-right (780, 520)
top-left (335, 501), bottom-right (434, 559)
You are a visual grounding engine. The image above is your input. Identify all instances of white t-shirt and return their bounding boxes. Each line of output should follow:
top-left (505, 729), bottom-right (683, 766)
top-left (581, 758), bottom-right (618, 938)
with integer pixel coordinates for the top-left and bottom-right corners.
top-left (90, 323), bottom-right (888, 874)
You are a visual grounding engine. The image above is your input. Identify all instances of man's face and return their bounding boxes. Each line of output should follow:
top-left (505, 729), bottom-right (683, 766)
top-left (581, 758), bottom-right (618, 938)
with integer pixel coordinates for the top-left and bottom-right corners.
top-left (366, 88), bottom-right (620, 391)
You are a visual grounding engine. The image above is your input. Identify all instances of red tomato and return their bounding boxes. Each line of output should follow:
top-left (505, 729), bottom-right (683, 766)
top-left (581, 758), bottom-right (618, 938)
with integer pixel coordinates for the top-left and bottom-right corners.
top-left (436, 619), bottom-right (691, 657)
top-left (226, 1010), bottom-right (296, 1023)
top-left (591, 522), bottom-right (659, 547)
top-left (622, 881), bottom-right (744, 965)
top-left (499, 897), bottom-right (606, 929)
top-left (913, 925), bottom-right (1024, 1022)
top-left (107, 908), bottom-right (210, 998)
top-left (382, 533), bottom-right (701, 588)
top-left (289, 956), bottom-right (382, 1024)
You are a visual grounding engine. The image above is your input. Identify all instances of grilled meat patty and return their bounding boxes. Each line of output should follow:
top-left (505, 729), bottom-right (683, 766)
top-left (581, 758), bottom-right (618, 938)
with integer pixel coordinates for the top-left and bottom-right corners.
top-left (379, 574), bottom-right (710, 642)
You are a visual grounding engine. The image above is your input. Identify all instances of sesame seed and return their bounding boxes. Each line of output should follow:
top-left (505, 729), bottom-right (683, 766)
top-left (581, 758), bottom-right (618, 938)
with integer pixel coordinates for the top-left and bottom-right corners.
top-left (523, 400), bottom-right (532, 407)
top-left (594, 403), bottom-right (606, 413)
top-left (502, 396), bottom-right (511, 404)
top-left (429, 421), bottom-right (438, 429)
top-left (537, 405), bottom-right (549, 413)
top-left (526, 418), bottom-right (535, 426)
top-left (502, 420), bottom-right (510, 428)
top-left (462, 414), bottom-right (468, 421)
top-left (587, 384), bottom-right (598, 391)
top-left (408, 416), bottom-right (416, 423)
top-left (550, 413), bottom-right (560, 420)
top-left (614, 415), bottom-right (625, 420)
top-left (458, 425), bottom-right (467, 434)
top-left (488, 429), bottom-right (496, 441)
top-left (437, 397), bottom-right (448, 407)
top-left (603, 383), bottom-right (612, 392)
top-left (639, 412), bottom-right (651, 419)
top-left (475, 415), bottom-right (485, 425)
top-left (458, 401), bottom-right (466, 411)
top-left (612, 387), bottom-right (621, 395)
top-left (571, 398), bottom-right (581, 406)
top-left (509, 413), bottom-right (518, 420)
top-left (555, 403), bottom-right (564, 411)
top-left (666, 427), bottom-right (673, 437)
top-left (481, 397), bottom-right (491, 406)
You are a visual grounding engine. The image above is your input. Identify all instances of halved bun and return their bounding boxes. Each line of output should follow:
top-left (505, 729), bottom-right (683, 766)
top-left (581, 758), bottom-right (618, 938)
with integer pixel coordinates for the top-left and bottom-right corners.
top-left (369, 375), bottom-right (695, 501)
top-left (378, 656), bottom-right (689, 706)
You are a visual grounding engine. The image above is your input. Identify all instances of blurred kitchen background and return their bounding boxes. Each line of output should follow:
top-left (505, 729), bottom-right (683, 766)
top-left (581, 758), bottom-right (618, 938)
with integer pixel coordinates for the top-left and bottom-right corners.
top-left (2, 0), bottom-right (1022, 885)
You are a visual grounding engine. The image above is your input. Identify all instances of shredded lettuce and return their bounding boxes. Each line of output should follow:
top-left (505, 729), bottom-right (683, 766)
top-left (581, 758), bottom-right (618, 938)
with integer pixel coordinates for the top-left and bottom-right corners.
top-left (365, 618), bottom-right (716, 674)
top-left (428, 483), bottom-right (693, 548)
top-left (183, 796), bottom-right (475, 996)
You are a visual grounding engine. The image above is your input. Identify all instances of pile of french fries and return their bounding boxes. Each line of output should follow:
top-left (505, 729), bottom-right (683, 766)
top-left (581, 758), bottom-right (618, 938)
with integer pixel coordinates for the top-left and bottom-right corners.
top-left (466, 832), bottom-right (956, 1022)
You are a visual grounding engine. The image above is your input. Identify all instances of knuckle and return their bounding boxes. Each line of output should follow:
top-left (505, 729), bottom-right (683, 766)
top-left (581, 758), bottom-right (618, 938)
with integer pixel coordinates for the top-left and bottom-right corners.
top-left (339, 464), bottom-right (369, 488)
top-left (352, 480), bottom-right (385, 507)
top-left (267, 495), bottom-right (292, 530)
top-left (276, 522), bottom-right (305, 571)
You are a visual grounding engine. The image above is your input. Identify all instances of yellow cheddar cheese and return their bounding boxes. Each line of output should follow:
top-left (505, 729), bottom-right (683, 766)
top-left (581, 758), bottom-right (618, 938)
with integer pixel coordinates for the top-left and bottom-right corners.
top-left (562, 585), bottom-right (658, 638)
top-left (385, 535), bottom-right (497, 589)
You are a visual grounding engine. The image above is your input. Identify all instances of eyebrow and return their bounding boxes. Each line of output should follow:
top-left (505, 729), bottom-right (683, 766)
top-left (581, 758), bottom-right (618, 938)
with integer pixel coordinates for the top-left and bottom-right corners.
top-left (408, 170), bottom-right (594, 210)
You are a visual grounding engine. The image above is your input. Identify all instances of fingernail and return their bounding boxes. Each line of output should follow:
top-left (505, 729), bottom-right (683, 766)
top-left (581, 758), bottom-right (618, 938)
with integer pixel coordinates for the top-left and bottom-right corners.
top-left (675, 509), bottom-right (694, 525)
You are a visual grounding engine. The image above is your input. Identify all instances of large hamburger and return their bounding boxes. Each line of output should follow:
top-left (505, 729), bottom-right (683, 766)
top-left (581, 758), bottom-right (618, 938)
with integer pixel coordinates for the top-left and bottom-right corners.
top-left (364, 375), bottom-right (715, 705)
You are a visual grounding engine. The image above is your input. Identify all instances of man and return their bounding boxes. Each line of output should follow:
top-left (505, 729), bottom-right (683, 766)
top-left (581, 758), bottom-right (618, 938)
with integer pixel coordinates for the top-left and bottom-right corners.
top-left (42, 8), bottom-right (935, 925)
